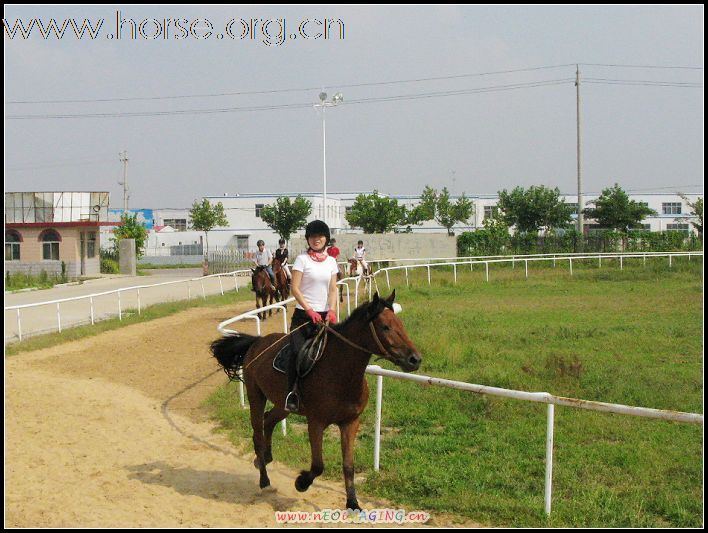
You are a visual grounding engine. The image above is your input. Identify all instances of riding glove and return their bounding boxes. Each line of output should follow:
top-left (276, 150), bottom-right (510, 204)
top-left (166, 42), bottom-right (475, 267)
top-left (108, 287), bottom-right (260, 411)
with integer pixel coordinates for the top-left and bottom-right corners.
top-left (306, 308), bottom-right (323, 324)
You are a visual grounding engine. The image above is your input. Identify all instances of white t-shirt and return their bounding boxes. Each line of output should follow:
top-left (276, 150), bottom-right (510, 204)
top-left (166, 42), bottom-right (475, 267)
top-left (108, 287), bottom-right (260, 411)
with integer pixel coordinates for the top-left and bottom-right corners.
top-left (354, 246), bottom-right (366, 259)
top-left (255, 249), bottom-right (272, 266)
top-left (292, 253), bottom-right (339, 312)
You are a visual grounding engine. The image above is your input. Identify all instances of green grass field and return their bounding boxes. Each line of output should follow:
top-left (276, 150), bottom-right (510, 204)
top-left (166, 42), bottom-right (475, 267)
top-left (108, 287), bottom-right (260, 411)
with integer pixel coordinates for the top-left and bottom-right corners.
top-left (207, 256), bottom-right (703, 527)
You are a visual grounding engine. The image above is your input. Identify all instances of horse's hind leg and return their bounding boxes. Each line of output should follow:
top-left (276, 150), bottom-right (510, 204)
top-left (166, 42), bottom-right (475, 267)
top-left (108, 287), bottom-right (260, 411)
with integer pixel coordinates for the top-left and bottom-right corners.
top-left (295, 420), bottom-right (326, 493)
top-left (247, 385), bottom-right (272, 489)
top-left (339, 418), bottom-right (362, 510)
top-left (263, 406), bottom-right (288, 464)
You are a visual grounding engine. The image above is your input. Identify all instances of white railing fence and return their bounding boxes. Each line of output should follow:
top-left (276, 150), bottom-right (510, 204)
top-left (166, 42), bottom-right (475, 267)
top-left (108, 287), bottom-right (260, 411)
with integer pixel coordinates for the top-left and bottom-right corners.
top-left (5, 269), bottom-right (253, 342)
top-left (215, 251), bottom-right (703, 517)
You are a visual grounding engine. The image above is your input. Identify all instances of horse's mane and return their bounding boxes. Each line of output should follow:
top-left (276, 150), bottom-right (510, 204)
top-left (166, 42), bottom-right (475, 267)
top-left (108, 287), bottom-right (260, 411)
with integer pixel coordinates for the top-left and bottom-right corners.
top-left (331, 297), bottom-right (392, 333)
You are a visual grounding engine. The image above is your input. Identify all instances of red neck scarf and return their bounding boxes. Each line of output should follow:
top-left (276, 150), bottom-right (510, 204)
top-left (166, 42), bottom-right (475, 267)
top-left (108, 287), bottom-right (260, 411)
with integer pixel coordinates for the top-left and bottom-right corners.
top-left (307, 248), bottom-right (329, 262)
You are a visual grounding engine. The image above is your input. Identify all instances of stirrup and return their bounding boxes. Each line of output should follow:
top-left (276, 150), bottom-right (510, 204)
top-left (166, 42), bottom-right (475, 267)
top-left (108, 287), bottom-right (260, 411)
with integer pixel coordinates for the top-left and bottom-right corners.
top-left (285, 391), bottom-right (300, 412)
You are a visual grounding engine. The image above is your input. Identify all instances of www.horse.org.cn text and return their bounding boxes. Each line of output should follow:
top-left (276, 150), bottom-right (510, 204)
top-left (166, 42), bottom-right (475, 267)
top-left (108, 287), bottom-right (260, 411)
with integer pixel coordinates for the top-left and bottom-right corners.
top-left (3, 12), bottom-right (345, 46)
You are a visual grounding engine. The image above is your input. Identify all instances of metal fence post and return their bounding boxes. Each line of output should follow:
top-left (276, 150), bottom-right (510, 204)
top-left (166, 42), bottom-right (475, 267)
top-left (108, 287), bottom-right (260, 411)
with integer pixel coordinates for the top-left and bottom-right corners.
top-left (219, 276), bottom-right (224, 295)
top-left (137, 289), bottom-right (141, 315)
top-left (17, 309), bottom-right (22, 341)
top-left (669, 255), bottom-right (672, 268)
top-left (118, 292), bottom-right (122, 321)
top-left (545, 403), bottom-right (555, 516)
top-left (569, 258), bottom-right (573, 276)
top-left (386, 270), bottom-right (390, 290)
top-left (620, 256), bottom-right (623, 270)
top-left (57, 302), bottom-right (62, 332)
top-left (485, 262), bottom-right (489, 282)
top-left (427, 266), bottom-right (431, 286)
top-left (405, 267), bottom-right (409, 287)
top-left (201, 280), bottom-right (206, 299)
top-left (90, 296), bottom-right (95, 325)
top-left (374, 373), bottom-right (383, 471)
top-left (453, 264), bottom-right (457, 284)
top-left (525, 260), bottom-right (528, 279)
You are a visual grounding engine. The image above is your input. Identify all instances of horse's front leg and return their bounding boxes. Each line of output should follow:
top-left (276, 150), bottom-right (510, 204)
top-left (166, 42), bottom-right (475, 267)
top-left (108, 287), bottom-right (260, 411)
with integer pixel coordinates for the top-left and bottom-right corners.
top-left (295, 419), bottom-right (326, 493)
top-left (339, 418), bottom-right (362, 510)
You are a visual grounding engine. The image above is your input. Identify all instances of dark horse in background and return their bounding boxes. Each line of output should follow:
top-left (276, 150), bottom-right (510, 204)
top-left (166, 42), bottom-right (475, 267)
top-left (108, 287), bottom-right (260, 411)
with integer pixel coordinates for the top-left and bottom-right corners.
top-left (211, 291), bottom-right (421, 510)
top-left (271, 257), bottom-right (290, 301)
top-left (251, 266), bottom-right (278, 320)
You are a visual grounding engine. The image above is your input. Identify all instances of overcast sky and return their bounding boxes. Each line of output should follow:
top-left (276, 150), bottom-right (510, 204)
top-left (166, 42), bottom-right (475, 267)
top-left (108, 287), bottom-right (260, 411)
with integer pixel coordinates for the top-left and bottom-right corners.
top-left (4, 5), bottom-right (704, 209)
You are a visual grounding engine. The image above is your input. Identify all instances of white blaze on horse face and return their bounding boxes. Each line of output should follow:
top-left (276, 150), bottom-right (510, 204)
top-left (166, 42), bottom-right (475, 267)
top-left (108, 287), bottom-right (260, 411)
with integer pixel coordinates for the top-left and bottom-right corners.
top-left (392, 303), bottom-right (402, 314)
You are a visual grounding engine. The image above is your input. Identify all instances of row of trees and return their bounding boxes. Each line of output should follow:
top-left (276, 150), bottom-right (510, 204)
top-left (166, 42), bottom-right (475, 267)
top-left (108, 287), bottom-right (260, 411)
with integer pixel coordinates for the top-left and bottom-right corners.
top-left (110, 184), bottom-right (702, 259)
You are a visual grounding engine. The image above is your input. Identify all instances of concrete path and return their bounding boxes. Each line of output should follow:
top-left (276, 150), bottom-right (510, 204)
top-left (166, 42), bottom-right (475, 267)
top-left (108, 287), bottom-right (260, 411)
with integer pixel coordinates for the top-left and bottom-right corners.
top-left (4, 269), bottom-right (248, 343)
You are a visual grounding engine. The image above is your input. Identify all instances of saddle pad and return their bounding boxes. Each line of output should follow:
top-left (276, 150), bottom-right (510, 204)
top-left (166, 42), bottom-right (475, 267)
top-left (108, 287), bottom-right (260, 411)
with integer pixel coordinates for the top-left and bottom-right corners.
top-left (271, 327), bottom-right (328, 378)
top-left (273, 343), bottom-right (291, 375)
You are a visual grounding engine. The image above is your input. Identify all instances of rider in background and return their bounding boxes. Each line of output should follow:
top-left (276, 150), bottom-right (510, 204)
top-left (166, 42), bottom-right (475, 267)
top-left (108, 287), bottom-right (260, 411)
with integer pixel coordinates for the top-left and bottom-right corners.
top-left (327, 238), bottom-right (342, 275)
top-left (254, 240), bottom-right (276, 285)
top-left (275, 238), bottom-right (292, 281)
top-left (286, 220), bottom-right (339, 412)
top-left (353, 240), bottom-right (368, 274)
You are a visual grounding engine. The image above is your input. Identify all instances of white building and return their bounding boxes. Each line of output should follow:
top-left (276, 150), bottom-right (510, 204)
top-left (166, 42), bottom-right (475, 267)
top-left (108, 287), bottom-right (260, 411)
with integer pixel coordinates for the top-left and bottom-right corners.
top-left (129, 191), bottom-right (701, 257)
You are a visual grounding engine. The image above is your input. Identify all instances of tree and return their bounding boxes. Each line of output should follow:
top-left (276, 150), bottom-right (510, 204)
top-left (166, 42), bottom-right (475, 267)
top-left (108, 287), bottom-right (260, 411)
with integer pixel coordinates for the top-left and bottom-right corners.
top-left (189, 199), bottom-right (228, 257)
top-left (111, 212), bottom-right (148, 259)
top-left (260, 195), bottom-right (312, 242)
top-left (678, 193), bottom-right (703, 237)
top-left (434, 187), bottom-right (474, 236)
top-left (345, 191), bottom-right (407, 233)
top-left (582, 184), bottom-right (657, 233)
top-left (405, 185), bottom-right (474, 235)
top-left (497, 185), bottom-right (574, 235)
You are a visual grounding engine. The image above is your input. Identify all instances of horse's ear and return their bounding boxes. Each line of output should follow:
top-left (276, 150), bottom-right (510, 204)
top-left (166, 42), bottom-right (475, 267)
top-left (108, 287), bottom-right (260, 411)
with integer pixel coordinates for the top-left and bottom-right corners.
top-left (250, 268), bottom-right (256, 274)
top-left (386, 289), bottom-right (396, 304)
top-left (366, 292), bottom-right (382, 321)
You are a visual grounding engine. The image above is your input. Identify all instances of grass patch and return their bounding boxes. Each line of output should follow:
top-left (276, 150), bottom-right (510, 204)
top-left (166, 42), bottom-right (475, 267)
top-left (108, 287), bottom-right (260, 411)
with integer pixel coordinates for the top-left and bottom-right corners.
top-left (5, 289), bottom-right (252, 356)
top-left (206, 259), bottom-right (703, 527)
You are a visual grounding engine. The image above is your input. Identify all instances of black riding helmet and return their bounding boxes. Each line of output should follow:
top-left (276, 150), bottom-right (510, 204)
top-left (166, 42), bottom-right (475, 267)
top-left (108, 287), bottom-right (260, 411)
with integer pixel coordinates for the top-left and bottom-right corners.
top-left (305, 220), bottom-right (330, 246)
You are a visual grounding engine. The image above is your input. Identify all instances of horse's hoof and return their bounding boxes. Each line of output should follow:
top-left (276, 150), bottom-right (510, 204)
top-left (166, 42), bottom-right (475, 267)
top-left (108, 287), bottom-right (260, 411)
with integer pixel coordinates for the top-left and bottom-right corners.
top-left (346, 499), bottom-right (361, 512)
top-left (295, 472), bottom-right (311, 493)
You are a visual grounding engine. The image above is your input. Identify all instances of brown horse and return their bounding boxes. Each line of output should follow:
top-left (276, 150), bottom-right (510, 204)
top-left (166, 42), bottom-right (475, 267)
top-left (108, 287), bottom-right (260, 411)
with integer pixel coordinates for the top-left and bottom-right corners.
top-left (272, 257), bottom-right (290, 301)
top-left (210, 290), bottom-right (421, 510)
top-left (251, 266), bottom-right (278, 320)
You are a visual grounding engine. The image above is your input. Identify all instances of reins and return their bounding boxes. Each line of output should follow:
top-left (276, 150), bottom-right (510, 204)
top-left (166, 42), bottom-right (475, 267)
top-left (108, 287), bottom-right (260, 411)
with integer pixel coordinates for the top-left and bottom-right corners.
top-left (238, 317), bottom-right (392, 375)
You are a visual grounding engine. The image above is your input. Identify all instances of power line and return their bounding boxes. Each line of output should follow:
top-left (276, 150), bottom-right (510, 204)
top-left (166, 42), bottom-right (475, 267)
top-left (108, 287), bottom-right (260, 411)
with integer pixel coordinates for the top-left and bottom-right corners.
top-left (579, 63), bottom-right (703, 70)
top-left (6, 64), bottom-right (579, 105)
top-left (6, 78), bottom-right (576, 120)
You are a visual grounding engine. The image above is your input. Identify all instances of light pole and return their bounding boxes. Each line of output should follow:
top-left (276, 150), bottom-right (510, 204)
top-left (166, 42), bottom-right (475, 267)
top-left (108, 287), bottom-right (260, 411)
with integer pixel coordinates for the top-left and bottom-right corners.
top-left (314, 91), bottom-right (343, 225)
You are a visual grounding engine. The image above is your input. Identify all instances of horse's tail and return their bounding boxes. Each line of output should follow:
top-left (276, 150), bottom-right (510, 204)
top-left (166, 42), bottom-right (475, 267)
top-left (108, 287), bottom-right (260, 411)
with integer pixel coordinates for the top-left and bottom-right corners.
top-left (211, 334), bottom-right (259, 381)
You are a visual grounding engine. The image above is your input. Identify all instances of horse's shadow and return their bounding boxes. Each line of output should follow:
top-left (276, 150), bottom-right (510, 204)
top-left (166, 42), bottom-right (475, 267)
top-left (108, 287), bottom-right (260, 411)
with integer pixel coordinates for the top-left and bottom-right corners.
top-left (125, 461), bottom-right (301, 511)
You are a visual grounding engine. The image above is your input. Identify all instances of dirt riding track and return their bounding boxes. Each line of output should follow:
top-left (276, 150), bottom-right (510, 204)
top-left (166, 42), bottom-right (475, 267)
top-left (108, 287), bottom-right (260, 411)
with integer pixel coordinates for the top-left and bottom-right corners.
top-left (5, 303), bottom-right (477, 528)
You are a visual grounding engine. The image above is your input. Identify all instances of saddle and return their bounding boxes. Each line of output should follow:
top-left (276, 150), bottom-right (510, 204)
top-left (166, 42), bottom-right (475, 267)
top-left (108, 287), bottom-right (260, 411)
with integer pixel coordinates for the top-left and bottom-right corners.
top-left (273, 325), bottom-right (328, 378)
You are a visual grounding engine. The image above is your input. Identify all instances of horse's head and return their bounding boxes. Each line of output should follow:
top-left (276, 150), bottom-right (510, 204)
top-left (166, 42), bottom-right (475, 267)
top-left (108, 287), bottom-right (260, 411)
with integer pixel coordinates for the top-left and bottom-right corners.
top-left (251, 267), bottom-right (267, 292)
top-left (365, 290), bottom-right (422, 372)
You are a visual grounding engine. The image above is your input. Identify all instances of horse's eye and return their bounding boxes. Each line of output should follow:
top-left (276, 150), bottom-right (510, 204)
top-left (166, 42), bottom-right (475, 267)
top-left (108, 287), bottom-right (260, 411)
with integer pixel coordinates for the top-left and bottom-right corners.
top-left (382, 325), bottom-right (391, 331)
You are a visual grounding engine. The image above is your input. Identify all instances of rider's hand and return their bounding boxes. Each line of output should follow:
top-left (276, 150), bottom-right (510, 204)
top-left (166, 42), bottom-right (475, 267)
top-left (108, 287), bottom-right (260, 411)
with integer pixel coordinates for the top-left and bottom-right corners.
top-left (326, 309), bottom-right (337, 324)
top-left (306, 309), bottom-right (323, 324)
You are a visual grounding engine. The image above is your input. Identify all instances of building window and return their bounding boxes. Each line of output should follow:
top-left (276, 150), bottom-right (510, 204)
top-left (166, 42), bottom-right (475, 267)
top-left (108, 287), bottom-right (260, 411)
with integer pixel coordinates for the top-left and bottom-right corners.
top-left (666, 223), bottom-right (689, 233)
top-left (163, 218), bottom-right (187, 231)
top-left (662, 202), bottom-right (682, 215)
top-left (40, 229), bottom-right (61, 260)
top-left (5, 230), bottom-right (21, 261)
top-left (629, 224), bottom-right (652, 232)
top-left (483, 206), bottom-right (499, 220)
top-left (87, 232), bottom-right (97, 258)
top-left (255, 204), bottom-right (264, 218)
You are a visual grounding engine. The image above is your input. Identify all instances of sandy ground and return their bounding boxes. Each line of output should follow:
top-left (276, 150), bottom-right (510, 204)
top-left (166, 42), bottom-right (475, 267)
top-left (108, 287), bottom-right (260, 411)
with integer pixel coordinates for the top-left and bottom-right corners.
top-left (5, 302), bottom-right (480, 528)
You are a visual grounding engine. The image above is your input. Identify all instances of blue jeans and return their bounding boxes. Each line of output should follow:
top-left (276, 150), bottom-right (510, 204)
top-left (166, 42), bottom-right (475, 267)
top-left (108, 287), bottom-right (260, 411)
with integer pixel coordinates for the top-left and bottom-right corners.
top-left (264, 265), bottom-right (276, 285)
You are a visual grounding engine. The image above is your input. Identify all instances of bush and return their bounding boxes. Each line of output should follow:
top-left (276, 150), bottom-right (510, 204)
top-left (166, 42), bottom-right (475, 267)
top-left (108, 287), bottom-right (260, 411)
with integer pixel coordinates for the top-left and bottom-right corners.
top-left (101, 258), bottom-right (120, 274)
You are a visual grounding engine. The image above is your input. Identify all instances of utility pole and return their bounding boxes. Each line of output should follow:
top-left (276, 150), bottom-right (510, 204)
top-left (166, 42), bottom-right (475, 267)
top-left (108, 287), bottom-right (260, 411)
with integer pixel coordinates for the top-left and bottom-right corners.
top-left (575, 65), bottom-right (584, 235)
top-left (119, 150), bottom-right (129, 214)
